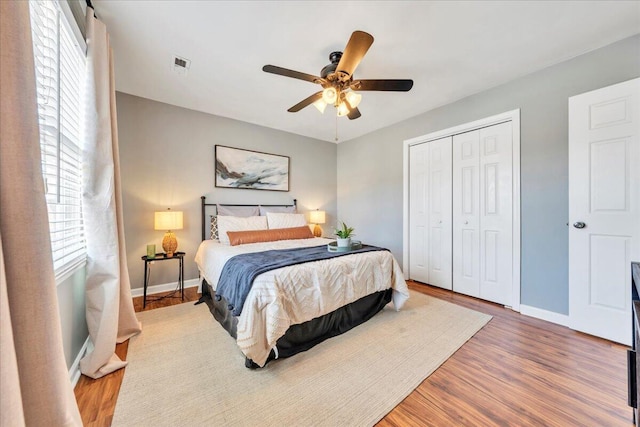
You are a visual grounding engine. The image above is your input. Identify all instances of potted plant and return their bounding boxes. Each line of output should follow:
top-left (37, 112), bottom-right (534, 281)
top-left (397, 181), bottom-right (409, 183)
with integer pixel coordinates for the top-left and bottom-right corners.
top-left (334, 221), bottom-right (355, 247)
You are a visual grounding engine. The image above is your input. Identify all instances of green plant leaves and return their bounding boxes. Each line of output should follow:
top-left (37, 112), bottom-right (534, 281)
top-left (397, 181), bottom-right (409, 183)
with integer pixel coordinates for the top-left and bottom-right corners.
top-left (334, 221), bottom-right (355, 238)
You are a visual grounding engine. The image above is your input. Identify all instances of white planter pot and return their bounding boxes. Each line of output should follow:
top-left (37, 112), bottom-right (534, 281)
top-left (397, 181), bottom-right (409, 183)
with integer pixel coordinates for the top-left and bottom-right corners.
top-left (336, 237), bottom-right (351, 248)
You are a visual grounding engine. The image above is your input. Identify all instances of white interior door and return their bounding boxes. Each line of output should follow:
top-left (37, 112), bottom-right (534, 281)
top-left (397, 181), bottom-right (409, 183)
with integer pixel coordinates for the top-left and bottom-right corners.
top-left (453, 123), bottom-right (513, 305)
top-left (427, 138), bottom-right (452, 289)
top-left (409, 142), bottom-right (429, 283)
top-left (453, 130), bottom-right (481, 297)
top-left (569, 78), bottom-right (640, 346)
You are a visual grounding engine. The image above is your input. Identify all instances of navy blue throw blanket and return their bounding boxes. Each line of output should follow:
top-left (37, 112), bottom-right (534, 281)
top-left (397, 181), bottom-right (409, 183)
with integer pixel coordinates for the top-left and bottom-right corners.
top-left (216, 244), bottom-right (388, 316)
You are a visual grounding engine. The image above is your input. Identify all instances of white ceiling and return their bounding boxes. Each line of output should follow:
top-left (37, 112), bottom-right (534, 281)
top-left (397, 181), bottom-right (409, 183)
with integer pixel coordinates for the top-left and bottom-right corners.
top-left (93, 1), bottom-right (640, 143)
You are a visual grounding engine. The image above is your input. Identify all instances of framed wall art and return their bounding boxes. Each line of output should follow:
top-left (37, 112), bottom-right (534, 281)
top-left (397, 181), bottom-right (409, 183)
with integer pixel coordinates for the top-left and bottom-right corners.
top-left (215, 145), bottom-right (290, 192)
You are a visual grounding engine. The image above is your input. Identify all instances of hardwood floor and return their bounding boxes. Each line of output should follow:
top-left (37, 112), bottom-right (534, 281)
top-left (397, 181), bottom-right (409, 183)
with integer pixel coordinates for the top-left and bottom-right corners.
top-left (74, 282), bottom-right (632, 426)
top-left (74, 287), bottom-right (201, 427)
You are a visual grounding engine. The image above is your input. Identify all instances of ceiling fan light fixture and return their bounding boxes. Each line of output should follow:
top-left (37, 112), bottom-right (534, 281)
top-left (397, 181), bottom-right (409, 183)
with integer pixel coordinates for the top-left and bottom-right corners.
top-left (336, 101), bottom-right (350, 117)
top-left (322, 87), bottom-right (338, 104)
top-left (263, 30), bottom-right (413, 122)
top-left (313, 98), bottom-right (327, 113)
top-left (344, 91), bottom-right (362, 108)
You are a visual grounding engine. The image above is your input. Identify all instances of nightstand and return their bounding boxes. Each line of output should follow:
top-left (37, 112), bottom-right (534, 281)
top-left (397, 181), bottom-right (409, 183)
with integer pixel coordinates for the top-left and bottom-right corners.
top-left (141, 251), bottom-right (185, 308)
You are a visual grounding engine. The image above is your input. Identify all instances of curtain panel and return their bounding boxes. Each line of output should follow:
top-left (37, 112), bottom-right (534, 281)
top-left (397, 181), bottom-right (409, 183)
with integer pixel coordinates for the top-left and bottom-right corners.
top-left (79, 7), bottom-right (142, 379)
top-left (0, 1), bottom-right (82, 425)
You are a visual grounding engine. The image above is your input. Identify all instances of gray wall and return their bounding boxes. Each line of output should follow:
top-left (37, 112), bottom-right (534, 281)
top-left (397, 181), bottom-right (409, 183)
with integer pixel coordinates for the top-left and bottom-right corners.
top-left (57, 266), bottom-right (88, 369)
top-left (337, 35), bottom-right (640, 315)
top-left (117, 93), bottom-right (337, 290)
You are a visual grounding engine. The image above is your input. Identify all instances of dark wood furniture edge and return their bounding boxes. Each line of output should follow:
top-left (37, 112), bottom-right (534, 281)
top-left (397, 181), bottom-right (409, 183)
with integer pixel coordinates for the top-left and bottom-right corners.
top-left (630, 261), bottom-right (640, 424)
top-left (142, 252), bottom-right (185, 308)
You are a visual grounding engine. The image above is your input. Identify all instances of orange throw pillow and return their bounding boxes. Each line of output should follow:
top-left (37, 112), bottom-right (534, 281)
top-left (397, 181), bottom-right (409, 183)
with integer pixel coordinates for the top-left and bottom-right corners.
top-left (227, 226), bottom-right (314, 246)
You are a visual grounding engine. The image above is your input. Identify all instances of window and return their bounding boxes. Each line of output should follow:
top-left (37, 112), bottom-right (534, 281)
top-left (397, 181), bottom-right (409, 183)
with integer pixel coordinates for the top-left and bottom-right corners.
top-left (30, 0), bottom-right (87, 281)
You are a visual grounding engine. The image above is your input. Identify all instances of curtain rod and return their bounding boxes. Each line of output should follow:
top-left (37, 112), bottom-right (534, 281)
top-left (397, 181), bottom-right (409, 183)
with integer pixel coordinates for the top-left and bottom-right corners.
top-left (86, 0), bottom-right (97, 18)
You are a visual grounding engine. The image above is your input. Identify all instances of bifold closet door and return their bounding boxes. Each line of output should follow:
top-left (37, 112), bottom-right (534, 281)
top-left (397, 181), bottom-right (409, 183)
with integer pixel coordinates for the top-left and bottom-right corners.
top-left (452, 130), bottom-right (481, 297)
top-left (453, 122), bottom-right (513, 305)
top-left (409, 137), bottom-right (452, 289)
top-left (409, 142), bottom-right (430, 283)
top-left (427, 137), bottom-right (453, 289)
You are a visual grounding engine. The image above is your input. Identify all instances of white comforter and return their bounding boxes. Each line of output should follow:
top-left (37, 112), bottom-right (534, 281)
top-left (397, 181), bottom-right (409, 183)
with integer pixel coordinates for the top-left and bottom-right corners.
top-left (194, 238), bottom-right (409, 366)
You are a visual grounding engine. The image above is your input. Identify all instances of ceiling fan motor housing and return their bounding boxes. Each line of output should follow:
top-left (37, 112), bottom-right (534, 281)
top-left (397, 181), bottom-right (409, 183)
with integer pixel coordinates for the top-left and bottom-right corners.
top-left (321, 51), bottom-right (342, 79)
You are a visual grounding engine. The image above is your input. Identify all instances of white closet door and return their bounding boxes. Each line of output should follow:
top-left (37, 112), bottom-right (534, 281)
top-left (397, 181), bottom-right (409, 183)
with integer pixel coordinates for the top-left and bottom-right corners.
top-left (427, 138), bottom-right (453, 289)
top-left (409, 142), bottom-right (430, 283)
top-left (453, 123), bottom-right (513, 305)
top-left (479, 122), bottom-right (513, 305)
top-left (453, 130), bottom-right (481, 297)
top-left (409, 137), bottom-right (452, 287)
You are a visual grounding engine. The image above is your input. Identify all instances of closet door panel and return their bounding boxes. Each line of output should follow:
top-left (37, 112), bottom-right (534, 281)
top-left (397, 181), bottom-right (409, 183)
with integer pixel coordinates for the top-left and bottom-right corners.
top-left (479, 122), bottom-right (513, 305)
top-left (428, 138), bottom-right (452, 289)
top-left (409, 143), bottom-right (429, 283)
top-left (453, 130), bottom-right (480, 297)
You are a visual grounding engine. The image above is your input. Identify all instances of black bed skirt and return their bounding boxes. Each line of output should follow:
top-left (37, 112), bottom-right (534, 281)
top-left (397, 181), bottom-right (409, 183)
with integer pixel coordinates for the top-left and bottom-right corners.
top-left (199, 279), bottom-right (393, 368)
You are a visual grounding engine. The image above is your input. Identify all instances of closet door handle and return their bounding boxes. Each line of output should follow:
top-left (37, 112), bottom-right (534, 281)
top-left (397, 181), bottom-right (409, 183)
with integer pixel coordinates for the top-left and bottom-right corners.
top-left (464, 221), bottom-right (468, 225)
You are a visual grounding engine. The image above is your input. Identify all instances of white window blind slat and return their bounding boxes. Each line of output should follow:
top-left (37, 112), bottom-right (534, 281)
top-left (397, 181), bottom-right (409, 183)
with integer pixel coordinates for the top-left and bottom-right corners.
top-left (30, 0), bottom-right (87, 282)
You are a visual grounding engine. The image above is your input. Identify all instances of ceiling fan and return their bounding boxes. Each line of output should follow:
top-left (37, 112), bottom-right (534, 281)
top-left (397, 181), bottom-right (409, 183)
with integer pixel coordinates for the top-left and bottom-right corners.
top-left (262, 30), bottom-right (413, 120)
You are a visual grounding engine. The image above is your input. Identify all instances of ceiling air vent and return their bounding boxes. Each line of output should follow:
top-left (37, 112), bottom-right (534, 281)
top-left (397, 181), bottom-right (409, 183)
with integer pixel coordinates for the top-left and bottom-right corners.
top-left (172, 55), bottom-right (191, 75)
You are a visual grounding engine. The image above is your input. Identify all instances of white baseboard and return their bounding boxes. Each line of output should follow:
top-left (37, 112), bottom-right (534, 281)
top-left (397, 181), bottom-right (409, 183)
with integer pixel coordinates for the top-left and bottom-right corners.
top-left (520, 304), bottom-right (570, 327)
top-left (70, 336), bottom-right (92, 388)
top-left (130, 278), bottom-right (200, 298)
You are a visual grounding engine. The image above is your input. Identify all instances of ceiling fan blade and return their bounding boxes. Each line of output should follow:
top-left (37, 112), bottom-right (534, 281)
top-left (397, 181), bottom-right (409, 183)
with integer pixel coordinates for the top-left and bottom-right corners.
top-left (287, 91), bottom-right (323, 112)
top-left (352, 79), bottom-right (413, 91)
top-left (336, 31), bottom-right (374, 80)
top-left (347, 107), bottom-right (361, 120)
top-left (263, 65), bottom-right (324, 84)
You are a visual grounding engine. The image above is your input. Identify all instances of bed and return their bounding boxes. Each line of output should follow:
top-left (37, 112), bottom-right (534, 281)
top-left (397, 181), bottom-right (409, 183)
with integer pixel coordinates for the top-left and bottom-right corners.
top-left (195, 196), bottom-right (409, 368)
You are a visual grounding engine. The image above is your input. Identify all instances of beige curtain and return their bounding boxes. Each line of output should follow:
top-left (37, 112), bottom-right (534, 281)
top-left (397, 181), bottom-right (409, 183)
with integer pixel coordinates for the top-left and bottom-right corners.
top-left (0, 1), bottom-right (82, 425)
top-left (79, 8), bottom-right (141, 379)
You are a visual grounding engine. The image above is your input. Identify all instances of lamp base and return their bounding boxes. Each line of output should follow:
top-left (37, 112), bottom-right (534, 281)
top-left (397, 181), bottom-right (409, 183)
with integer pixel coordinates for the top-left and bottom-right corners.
top-left (162, 231), bottom-right (178, 257)
top-left (313, 224), bottom-right (323, 238)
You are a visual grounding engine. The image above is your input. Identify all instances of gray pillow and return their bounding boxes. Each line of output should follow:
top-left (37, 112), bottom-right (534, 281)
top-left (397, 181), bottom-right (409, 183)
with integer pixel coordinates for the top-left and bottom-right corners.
top-left (259, 205), bottom-right (296, 215)
top-left (216, 205), bottom-right (259, 217)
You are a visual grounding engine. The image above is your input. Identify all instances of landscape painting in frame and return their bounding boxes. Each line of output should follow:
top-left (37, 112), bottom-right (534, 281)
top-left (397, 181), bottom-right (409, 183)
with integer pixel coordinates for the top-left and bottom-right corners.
top-left (215, 145), bottom-right (290, 192)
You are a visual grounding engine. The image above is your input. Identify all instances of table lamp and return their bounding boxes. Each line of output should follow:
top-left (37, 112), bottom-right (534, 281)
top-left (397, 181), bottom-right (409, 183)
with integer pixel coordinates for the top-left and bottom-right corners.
top-left (309, 210), bottom-right (326, 237)
top-left (154, 209), bottom-right (183, 257)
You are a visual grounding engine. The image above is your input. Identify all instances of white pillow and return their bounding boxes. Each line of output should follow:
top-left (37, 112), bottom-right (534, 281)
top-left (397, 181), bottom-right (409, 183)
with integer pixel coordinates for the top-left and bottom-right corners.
top-left (217, 215), bottom-right (268, 245)
top-left (266, 212), bottom-right (307, 230)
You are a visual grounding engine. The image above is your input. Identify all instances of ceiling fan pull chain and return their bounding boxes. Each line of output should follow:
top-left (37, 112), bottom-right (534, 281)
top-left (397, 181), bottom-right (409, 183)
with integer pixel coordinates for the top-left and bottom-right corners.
top-left (335, 113), bottom-right (339, 142)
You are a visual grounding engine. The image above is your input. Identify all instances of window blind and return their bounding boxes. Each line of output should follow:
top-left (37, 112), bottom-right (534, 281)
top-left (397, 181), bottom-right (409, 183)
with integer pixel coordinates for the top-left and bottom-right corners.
top-left (30, 0), bottom-right (87, 281)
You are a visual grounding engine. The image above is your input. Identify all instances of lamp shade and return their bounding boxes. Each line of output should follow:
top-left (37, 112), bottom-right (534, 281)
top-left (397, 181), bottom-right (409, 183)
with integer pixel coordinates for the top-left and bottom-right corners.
top-left (313, 98), bottom-right (327, 113)
top-left (345, 91), bottom-right (362, 108)
top-left (154, 210), bottom-right (183, 231)
top-left (309, 210), bottom-right (326, 224)
top-left (336, 102), bottom-right (350, 117)
top-left (322, 87), bottom-right (337, 104)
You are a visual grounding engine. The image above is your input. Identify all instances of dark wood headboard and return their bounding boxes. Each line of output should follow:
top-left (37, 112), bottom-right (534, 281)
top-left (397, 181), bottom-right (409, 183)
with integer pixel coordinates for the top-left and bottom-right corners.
top-left (201, 196), bottom-right (297, 241)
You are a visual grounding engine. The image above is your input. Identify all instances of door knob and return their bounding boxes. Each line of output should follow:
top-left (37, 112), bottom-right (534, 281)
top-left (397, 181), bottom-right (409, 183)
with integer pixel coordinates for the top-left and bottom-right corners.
top-left (464, 221), bottom-right (468, 225)
top-left (573, 222), bottom-right (586, 229)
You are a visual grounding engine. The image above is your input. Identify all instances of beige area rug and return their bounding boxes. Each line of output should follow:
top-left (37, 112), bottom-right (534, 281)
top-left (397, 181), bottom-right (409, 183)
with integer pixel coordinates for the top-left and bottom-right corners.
top-left (112, 291), bottom-right (491, 426)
